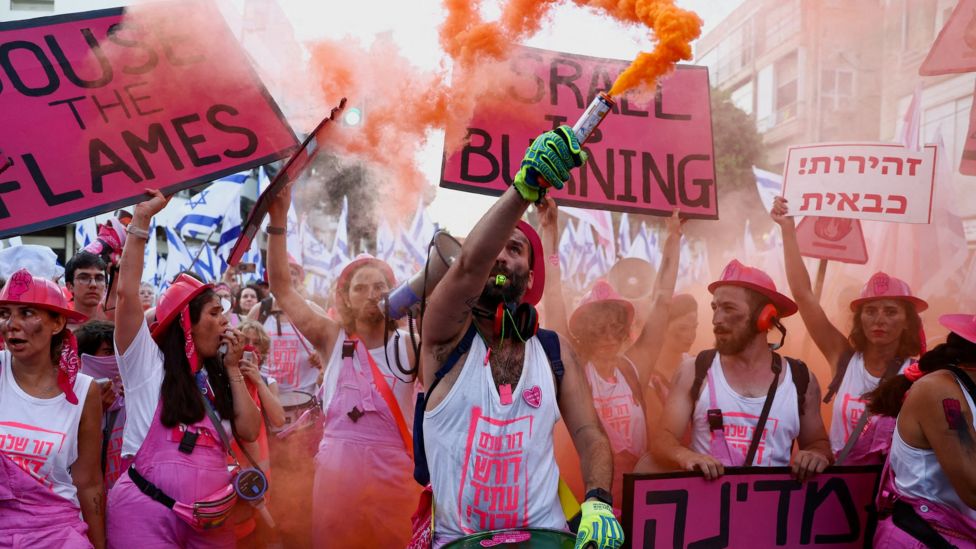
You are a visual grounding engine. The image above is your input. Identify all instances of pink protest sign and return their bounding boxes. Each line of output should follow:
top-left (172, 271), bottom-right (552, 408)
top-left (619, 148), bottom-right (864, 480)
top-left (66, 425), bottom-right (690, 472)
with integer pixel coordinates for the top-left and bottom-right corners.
top-left (782, 143), bottom-right (937, 224)
top-left (440, 46), bottom-right (717, 219)
top-left (623, 467), bottom-right (881, 548)
top-left (0, 2), bottom-right (298, 238)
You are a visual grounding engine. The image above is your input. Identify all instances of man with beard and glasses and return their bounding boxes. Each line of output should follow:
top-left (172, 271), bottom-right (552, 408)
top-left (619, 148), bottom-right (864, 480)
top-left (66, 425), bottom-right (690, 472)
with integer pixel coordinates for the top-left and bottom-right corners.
top-left (420, 127), bottom-right (621, 549)
top-left (650, 260), bottom-right (833, 482)
top-left (264, 184), bottom-right (419, 548)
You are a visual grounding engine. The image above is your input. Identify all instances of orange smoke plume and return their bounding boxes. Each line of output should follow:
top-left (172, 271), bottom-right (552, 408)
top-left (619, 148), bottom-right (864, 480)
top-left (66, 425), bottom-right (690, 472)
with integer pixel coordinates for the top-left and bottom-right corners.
top-left (441, 0), bottom-right (702, 97)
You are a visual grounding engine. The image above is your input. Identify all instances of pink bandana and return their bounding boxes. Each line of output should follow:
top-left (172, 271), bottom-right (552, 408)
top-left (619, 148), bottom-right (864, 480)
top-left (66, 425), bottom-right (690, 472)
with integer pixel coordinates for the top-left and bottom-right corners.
top-left (58, 331), bottom-right (81, 405)
top-left (904, 362), bottom-right (924, 382)
top-left (179, 308), bottom-right (201, 374)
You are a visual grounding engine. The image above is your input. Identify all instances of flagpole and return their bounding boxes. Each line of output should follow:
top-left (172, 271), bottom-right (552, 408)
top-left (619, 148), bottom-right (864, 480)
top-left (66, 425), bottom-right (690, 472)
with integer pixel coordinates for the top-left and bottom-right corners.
top-left (186, 222), bottom-right (222, 275)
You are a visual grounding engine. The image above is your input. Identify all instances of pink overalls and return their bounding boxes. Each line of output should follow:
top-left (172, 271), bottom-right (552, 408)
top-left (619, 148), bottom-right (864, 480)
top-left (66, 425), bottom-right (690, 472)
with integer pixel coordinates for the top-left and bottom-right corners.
top-left (311, 341), bottom-right (417, 548)
top-left (0, 452), bottom-right (91, 548)
top-left (874, 462), bottom-right (976, 547)
top-left (106, 402), bottom-right (235, 549)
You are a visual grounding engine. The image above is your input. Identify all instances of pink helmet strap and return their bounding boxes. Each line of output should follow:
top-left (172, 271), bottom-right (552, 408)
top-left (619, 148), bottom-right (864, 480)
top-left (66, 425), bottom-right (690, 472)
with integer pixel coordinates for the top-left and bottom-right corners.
top-left (58, 330), bottom-right (81, 405)
top-left (180, 307), bottom-right (201, 375)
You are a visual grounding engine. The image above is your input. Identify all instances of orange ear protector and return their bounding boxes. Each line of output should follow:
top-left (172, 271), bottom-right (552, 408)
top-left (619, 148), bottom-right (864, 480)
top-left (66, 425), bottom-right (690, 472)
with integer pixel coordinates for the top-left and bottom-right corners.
top-left (755, 303), bottom-right (779, 332)
top-left (754, 303), bottom-right (786, 351)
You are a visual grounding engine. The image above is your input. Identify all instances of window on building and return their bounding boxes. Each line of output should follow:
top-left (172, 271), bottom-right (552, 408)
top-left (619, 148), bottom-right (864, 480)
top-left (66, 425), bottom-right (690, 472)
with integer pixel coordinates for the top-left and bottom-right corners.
top-left (756, 64), bottom-right (774, 131)
top-left (774, 51), bottom-right (799, 123)
top-left (712, 20), bottom-right (754, 84)
top-left (764, 2), bottom-right (800, 52)
top-left (821, 69), bottom-right (855, 110)
top-left (9, 0), bottom-right (54, 11)
top-left (731, 82), bottom-right (754, 115)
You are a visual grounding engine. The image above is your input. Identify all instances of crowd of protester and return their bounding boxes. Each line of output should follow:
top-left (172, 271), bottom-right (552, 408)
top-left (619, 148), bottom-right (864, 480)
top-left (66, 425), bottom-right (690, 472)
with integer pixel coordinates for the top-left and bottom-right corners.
top-left (0, 127), bottom-right (973, 549)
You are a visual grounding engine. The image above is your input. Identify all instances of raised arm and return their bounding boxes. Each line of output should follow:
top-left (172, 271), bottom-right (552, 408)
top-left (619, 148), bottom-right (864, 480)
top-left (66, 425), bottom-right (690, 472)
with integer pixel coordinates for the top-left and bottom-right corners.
top-left (265, 185), bottom-right (338, 353)
top-left (115, 189), bottom-right (171, 355)
top-left (649, 357), bottom-right (725, 480)
top-left (628, 210), bottom-right (684, 385)
top-left (423, 187), bottom-right (529, 353)
top-left (771, 197), bottom-right (850, 368)
top-left (423, 126), bottom-right (586, 385)
top-left (538, 196), bottom-right (570, 338)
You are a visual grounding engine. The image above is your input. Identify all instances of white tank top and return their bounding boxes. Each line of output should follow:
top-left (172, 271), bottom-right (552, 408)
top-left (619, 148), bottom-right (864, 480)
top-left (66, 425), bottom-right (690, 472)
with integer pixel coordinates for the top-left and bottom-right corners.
top-left (0, 350), bottom-right (93, 506)
top-left (425, 336), bottom-right (564, 546)
top-left (261, 312), bottom-right (319, 394)
top-left (829, 353), bottom-right (909, 453)
top-left (691, 353), bottom-right (800, 466)
top-left (890, 376), bottom-right (976, 521)
top-left (585, 360), bottom-right (646, 457)
top-left (319, 329), bottom-right (416, 425)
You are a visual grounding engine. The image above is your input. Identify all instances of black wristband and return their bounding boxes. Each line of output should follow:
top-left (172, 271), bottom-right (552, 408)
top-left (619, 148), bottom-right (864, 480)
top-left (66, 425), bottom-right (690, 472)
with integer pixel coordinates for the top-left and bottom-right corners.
top-left (265, 225), bottom-right (286, 235)
top-left (585, 488), bottom-right (613, 506)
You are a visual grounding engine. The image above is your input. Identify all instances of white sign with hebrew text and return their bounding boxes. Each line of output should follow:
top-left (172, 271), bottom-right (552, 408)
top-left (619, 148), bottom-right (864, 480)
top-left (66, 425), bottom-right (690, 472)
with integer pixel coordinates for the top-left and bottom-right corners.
top-left (782, 143), bottom-right (936, 224)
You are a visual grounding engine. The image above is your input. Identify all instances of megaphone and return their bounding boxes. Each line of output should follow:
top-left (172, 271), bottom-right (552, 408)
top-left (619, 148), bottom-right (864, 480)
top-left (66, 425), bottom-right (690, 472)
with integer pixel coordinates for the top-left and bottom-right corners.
top-left (385, 230), bottom-right (462, 320)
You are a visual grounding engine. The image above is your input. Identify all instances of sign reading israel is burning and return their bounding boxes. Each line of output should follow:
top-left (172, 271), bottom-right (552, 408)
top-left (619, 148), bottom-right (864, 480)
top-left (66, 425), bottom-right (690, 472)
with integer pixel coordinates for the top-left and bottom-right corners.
top-left (440, 46), bottom-right (717, 219)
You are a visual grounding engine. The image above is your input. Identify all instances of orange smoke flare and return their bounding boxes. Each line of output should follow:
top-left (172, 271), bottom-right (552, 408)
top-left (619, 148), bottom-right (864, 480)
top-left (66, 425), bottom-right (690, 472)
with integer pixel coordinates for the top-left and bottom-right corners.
top-left (441, 0), bottom-right (702, 97)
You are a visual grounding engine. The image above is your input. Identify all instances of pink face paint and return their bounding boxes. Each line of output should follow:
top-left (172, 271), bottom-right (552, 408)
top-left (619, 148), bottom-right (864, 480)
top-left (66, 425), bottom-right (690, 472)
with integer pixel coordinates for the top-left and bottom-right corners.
top-left (499, 383), bottom-right (513, 405)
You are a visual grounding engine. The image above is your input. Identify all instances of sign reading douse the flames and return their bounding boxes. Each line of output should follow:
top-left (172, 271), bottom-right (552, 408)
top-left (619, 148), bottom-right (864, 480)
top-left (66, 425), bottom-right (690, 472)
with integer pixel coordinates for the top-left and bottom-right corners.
top-left (440, 46), bottom-right (718, 219)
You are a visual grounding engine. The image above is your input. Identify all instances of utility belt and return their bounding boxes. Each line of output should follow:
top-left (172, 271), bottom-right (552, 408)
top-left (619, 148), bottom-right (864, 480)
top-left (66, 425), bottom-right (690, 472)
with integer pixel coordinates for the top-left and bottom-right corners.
top-left (128, 465), bottom-right (269, 531)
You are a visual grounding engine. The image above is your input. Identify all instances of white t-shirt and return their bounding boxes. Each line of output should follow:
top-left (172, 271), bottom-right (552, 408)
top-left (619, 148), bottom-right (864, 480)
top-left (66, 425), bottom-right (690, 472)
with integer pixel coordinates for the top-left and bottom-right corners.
top-left (114, 320), bottom-right (164, 458)
top-left (690, 353), bottom-right (801, 466)
top-left (890, 377), bottom-right (976, 520)
top-left (425, 336), bottom-right (564, 547)
top-left (319, 329), bottom-right (416, 424)
top-left (0, 351), bottom-right (93, 506)
top-left (261, 312), bottom-right (319, 395)
top-left (585, 360), bottom-right (646, 457)
top-left (829, 353), bottom-right (910, 453)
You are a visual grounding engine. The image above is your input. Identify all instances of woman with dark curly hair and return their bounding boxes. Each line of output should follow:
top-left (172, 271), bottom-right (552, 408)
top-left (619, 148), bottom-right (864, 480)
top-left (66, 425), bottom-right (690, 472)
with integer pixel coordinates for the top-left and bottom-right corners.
top-left (772, 196), bottom-right (925, 464)
top-left (868, 313), bottom-right (976, 547)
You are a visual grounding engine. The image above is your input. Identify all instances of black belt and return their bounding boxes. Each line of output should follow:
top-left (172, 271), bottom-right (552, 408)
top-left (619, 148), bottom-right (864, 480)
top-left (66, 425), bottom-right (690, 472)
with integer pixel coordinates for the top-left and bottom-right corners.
top-left (128, 465), bottom-right (176, 509)
top-left (891, 500), bottom-right (957, 549)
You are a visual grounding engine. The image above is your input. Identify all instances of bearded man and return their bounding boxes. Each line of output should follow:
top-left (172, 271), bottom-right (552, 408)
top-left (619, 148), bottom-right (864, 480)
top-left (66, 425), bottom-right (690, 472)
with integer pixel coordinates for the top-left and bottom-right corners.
top-left (651, 260), bottom-right (833, 481)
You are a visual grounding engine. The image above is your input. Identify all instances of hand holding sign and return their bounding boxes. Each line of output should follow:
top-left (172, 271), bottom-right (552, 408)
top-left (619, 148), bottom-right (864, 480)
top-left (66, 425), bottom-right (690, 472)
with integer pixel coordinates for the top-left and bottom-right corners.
top-left (133, 189), bottom-right (173, 221)
top-left (676, 447), bottom-right (725, 480)
top-left (770, 196), bottom-right (795, 229)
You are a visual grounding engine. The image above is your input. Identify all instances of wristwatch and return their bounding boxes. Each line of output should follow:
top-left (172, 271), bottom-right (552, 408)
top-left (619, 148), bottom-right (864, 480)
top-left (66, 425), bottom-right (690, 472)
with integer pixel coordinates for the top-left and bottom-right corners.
top-left (585, 487), bottom-right (613, 507)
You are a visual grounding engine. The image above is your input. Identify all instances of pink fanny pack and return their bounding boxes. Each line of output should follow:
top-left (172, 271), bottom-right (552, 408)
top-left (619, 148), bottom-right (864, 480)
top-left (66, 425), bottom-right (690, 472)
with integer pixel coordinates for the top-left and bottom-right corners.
top-left (128, 465), bottom-right (238, 531)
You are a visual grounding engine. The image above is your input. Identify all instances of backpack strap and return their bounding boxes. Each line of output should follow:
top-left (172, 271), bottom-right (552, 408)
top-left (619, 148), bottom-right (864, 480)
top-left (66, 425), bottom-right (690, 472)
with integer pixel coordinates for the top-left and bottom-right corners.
top-left (536, 329), bottom-right (564, 398)
top-left (689, 349), bottom-right (718, 403)
top-left (412, 324), bottom-right (480, 486)
top-left (785, 356), bottom-right (810, 416)
top-left (823, 348), bottom-right (856, 404)
top-left (616, 360), bottom-right (646, 409)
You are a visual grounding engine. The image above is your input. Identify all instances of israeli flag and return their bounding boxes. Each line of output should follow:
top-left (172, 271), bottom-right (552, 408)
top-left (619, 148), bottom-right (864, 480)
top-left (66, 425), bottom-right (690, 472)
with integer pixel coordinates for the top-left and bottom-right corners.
top-left (188, 243), bottom-right (219, 282)
top-left (175, 171), bottom-right (248, 239)
top-left (617, 212), bottom-right (632, 258)
top-left (75, 218), bottom-right (98, 251)
top-left (142, 218), bottom-right (158, 287)
top-left (217, 194), bottom-right (243, 275)
top-left (163, 227), bottom-right (193, 283)
top-left (753, 166), bottom-right (783, 213)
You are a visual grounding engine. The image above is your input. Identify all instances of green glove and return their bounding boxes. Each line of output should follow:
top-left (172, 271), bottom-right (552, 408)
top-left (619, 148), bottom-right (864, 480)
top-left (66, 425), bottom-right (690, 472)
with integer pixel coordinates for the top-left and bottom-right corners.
top-left (512, 125), bottom-right (587, 202)
top-left (575, 500), bottom-right (624, 549)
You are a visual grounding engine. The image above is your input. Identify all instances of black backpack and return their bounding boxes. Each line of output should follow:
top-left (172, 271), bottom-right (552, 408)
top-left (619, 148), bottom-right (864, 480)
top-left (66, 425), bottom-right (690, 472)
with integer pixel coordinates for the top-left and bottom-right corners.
top-left (412, 326), bottom-right (564, 486)
top-left (689, 349), bottom-right (810, 416)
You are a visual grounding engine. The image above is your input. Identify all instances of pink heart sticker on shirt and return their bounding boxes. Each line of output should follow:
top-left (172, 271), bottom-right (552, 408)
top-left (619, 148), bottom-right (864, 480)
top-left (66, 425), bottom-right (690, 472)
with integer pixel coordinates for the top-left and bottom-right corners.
top-left (522, 386), bottom-right (542, 408)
